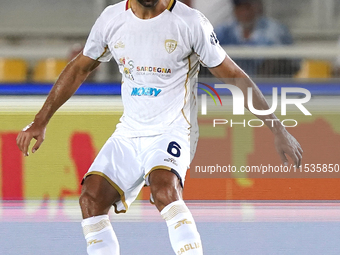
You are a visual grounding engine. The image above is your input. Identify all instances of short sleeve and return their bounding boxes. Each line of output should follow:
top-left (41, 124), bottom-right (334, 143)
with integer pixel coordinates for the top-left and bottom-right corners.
top-left (191, 11), bottom-right (226, 68)
top-left (83, 8), bottom-right (113, 62)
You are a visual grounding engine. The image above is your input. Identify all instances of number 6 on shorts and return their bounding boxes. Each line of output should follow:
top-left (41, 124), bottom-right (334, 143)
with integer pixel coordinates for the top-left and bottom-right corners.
top-left (167, 141), bottom-right (181, 158)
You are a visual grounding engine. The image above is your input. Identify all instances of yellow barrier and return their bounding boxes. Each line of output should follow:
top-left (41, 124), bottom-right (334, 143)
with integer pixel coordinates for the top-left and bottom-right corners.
top-left (33, 58), bottom-right (68, 83)
top-left (1, 109), bottom-right (340, 201)
top-left (0, 58), bottom-right (28, 82)
top-left (296, 60), bottom-right (332, 79)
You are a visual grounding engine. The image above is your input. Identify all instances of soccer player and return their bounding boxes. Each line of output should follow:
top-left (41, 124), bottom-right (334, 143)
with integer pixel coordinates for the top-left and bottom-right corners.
top-left (16, 0), bottom-right (303, 254)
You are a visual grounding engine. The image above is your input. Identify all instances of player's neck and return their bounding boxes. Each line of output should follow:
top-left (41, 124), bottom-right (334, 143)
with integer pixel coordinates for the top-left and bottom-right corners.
top-left (131, 0), bottom-right (170, 19)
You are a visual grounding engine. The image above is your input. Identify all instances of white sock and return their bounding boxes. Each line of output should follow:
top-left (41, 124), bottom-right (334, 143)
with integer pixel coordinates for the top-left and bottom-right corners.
top-left (81, 215), bottom-right (120, 255)
top-left (161, 200), bottom-right (203, 255)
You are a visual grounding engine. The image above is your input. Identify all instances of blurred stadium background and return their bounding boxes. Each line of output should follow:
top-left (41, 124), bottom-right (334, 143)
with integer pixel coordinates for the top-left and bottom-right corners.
top-left (1, 0), bottom-right (340, 254)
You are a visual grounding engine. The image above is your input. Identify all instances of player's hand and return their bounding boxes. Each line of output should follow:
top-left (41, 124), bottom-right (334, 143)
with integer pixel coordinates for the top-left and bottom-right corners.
top-left (16, 121), bottom-right (46, 157)
top-left (274, 129), bottom-right (303, 168)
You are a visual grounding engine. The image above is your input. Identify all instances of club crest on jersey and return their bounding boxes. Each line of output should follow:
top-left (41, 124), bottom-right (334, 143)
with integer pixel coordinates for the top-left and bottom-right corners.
top-left (165, 39), bottom-right (177, 54)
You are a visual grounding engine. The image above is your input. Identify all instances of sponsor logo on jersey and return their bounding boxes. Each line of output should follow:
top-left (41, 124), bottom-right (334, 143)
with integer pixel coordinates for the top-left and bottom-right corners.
top-left (136, 66), bottom-right (171, 74)
top-left (210, 32), bottom-right (219, 46)
top-left (164, 158), bottom-right (178, 166)
top-left (131, 87), bottom-right (162, 97)
top-left (119, 57), bottom-right (135, 80)
top-left (165, 39), bottom-right (178, 54)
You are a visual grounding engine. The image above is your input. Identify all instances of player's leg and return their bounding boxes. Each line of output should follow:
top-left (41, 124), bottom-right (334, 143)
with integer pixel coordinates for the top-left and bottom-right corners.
top-left (80, 174), bottom-right (120, 218)
top-left (79, 135), bottom-right (145, 255)
top-left (149, 169), bottom-right (203, 255)
top-left (79, 174), bottom-right (121, 255)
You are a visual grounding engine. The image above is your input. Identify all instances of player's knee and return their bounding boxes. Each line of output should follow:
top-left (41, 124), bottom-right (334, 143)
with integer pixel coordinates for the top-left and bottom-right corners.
top-left (149, 169), bottom-right (182, 211)
top-left (79, 175), bottom-right (121, 218)
top-left (151, 182), bottom-right (180, 211)
top-left (79, 189), bottom-right (112, 218)
top-left (79, 190), bottom-right (97, 216)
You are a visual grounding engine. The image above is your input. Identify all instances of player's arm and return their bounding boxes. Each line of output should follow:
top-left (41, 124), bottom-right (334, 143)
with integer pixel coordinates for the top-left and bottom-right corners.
top-left (209, 56), bottom-right (303, 167)
top-left (16, 52), bottom-right (100, 156)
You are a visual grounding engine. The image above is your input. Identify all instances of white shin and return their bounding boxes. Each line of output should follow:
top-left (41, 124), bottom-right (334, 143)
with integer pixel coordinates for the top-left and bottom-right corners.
top-left (82, 215), bottom-right (120, 255)
top-left (161, 200), bottom-right (203, 255)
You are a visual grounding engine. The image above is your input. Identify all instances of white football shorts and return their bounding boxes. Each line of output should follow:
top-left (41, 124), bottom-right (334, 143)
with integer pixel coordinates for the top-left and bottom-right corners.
top-left (83, 131), bottom-right (193, 214)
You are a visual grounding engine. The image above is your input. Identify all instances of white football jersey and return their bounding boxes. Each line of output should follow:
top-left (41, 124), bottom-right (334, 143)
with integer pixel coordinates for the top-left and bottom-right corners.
top-left (83, 0), bottom-right (226, 137)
